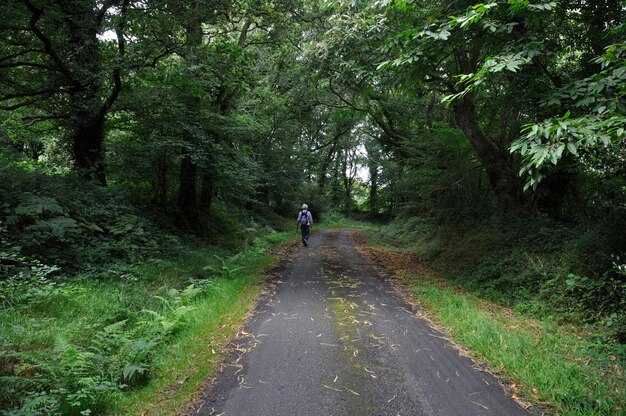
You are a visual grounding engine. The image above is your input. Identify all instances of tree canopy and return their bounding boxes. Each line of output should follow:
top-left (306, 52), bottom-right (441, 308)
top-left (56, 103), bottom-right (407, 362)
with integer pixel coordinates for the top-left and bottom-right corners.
top-left (2, 0), bottom-right (624, 217)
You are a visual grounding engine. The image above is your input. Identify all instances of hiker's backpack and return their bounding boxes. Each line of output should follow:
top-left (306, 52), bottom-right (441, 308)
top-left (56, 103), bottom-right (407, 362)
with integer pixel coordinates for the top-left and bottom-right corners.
top-left (299, 210), bottom-right (309, 225)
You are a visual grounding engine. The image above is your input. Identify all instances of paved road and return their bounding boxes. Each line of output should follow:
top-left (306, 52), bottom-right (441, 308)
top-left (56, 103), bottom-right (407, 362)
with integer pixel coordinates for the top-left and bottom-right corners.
top-left (189, 229), bottom-right (535, 416)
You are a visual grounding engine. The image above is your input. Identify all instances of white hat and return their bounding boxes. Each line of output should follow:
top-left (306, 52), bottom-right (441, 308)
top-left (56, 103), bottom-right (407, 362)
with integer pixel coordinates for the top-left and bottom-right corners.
top-left (302, 204), bottom-right (308, 209)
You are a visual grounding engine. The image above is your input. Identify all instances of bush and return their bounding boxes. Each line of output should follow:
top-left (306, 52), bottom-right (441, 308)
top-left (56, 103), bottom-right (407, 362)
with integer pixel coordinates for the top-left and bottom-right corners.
top-left (376, 215), bottom-right (626, 346)
top-left (0, 165), bottom-right (184, 277)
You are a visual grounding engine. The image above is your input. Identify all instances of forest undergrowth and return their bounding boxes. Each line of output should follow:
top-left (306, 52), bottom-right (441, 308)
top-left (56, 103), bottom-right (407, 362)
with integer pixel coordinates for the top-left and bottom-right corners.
top-left (0, 167), bottom-right (294, 416)
top-left (377, 216), bottom-right (626, 347)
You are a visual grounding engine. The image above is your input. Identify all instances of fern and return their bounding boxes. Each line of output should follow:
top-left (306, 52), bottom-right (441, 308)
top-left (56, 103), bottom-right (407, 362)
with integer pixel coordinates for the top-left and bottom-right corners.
top-left (141, 305), bottom-right (196, 335)
top-left (52, 336), bottom-right (114, 413)
top-left (140, 286), bottom-right (199, 336)
top-left (181, 284), bottom-right (202, 303)
top-left (2, 391), bottom-right (59, 416)
top-left (122, 364), bottom-right (147, 383)
top-left (26, 217), bottom-right (78, 239)
top-left (15, 195), bottom-right (64, 217)
top-left (203, 254), bottom-right (246, 278)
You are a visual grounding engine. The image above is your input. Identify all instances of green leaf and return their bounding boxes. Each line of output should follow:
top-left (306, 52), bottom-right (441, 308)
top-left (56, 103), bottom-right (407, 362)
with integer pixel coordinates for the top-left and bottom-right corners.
top-left (550, 148), bottom-right (558, 165)
top-left (554, 143), bottom-right (565, 162)
top-left (566, 142), bottom-right (577, 155)
top-left (376, 60), bottom-right (391, 70)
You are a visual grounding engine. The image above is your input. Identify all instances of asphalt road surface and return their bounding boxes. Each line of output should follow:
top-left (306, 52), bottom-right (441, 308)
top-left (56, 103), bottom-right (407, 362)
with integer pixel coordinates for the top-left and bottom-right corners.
top-left (188, 229), bottom-right (535, 416)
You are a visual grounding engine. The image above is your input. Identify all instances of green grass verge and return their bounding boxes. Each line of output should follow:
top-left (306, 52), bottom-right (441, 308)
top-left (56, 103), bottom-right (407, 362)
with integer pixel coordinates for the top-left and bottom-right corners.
top-left (0, 231), bottom-right (295, 416)
top-left (406, 275), bottom-right (625, 416)
top-left (316, 211), bottom-right (380, 230)
top-left (109, 266), bottom-right (268, 415)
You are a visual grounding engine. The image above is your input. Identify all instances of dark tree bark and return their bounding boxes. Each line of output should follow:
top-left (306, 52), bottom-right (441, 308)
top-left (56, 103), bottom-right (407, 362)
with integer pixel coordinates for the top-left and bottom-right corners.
top-left (11, 0), bottom-right (131, 185)
top-left (342, 149), bottom-right (352, 201)
top-left (452, 48), bottom-right (523, 210)
top-left (199, 173), bottom-right (213, 214)
top-left (64, 8), bottom-right (109, 184)
top-left (533, 170), bottom-right (573, 218)
top-left (152, 153), bottom-right (171, 207)
top-left (71, 111), bottom-right (107, 184)
top-left (452, 93), bottom-right (523, 210)
top-left (178, 154), bottom-right (199, 224)
top-left (175, 7), bottom-right (250, 225)
top-left (177, 2), bottom-right (203, 224)
top-left (368, 159), bottom-right (379, 213)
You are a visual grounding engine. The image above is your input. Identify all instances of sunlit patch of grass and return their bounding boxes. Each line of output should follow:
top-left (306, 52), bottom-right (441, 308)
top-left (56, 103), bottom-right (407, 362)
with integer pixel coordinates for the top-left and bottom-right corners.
top-left (317, 211), bottom-right (379, 230)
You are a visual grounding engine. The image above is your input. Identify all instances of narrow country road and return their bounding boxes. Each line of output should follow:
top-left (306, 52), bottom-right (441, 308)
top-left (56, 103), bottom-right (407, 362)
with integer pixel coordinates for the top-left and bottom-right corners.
top-left (188, 229), bottom-right (535, 416)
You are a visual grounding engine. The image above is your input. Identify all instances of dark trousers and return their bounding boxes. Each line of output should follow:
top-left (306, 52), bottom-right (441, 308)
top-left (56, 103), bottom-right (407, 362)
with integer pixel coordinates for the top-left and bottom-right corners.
top-left (300, 224), bottom-right (310, 243)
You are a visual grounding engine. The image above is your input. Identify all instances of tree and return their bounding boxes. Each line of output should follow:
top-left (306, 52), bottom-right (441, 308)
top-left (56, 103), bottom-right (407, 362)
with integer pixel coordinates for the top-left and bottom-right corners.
top-left (312, 0), bottom-right (624, 215)
top-left (0, 0), bottom-right (139, 183)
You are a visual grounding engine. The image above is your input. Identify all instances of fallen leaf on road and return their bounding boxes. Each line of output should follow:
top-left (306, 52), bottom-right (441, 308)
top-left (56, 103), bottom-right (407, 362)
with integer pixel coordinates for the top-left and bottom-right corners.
top-left (471, 401), bottom-right (489, 410)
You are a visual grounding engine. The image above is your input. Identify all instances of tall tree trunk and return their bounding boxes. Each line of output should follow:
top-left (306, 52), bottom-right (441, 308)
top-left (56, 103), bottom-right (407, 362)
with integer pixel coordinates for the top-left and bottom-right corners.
top-left (199, 172), bottom-right (213, 214)
top-left (177, 3), bottom-right (203, 224)
top-left (453, 48), bottom-right (522, 210)
top-left (63, 2), bottom-right (107, 184)
top-left (178, 154), bottom-right (198, 224)
top-left (452, 94), bottom-right (522, 210)
top-left (365, 140), bottom-right (380, 213)
top-left (368, 160), bottom-right (379, 213)
top-left (72, 111), bottom-right (107, 184)
top-left (342, 149), bottom-right (352, 201)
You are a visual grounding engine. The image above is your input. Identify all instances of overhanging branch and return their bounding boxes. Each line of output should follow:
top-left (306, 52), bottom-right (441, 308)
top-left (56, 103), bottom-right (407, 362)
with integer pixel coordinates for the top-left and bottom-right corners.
top-left (22, 114), bottom-right (69, 126)
top-left (23, 0), bottom-right (79, 86)
top-left (0, 61), bottom-right (57, 71)
top-left (0, 49), bottom-right (45, 63)
top-left (0, 88), bottom-right (58, 102)
top-left (328, 77), bottom-right (368, 112)
top-left (101, 0), bottom-right (129, 115)
top-left (0, 98), bottom-right (38, 110)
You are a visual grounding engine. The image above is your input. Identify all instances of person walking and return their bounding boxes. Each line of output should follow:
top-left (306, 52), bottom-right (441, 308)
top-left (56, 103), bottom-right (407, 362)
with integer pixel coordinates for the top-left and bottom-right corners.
top-left (297, 204), bottom-right (313, 246)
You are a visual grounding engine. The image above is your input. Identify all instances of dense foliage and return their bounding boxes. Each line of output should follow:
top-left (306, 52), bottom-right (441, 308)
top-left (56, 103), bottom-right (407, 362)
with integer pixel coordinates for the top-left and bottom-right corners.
top-left (1, 0), bottom-right (625, 414)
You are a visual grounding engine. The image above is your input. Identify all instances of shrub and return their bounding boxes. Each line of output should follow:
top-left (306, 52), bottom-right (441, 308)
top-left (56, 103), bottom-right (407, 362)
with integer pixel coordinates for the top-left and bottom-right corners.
top-left (0, 165), bottom-right (184, 276)
top-left (376, 215), bottom-right (626, 346)
top-left (0, 279), bottom-right (201, 415)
